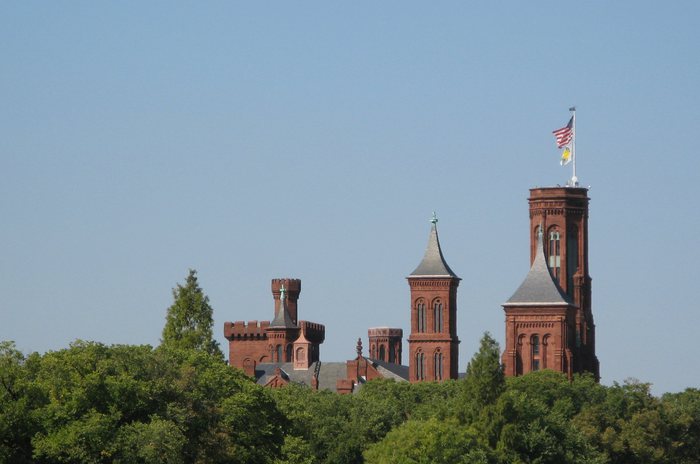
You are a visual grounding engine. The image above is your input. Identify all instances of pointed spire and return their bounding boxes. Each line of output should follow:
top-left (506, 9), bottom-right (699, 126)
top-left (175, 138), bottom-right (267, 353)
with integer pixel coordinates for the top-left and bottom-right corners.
top-left (505, 224), bottom-right (571, 306)
top-left (409, 212), bottom-right (459, 278)
top-left (270, 284), bottom-right (297, 328)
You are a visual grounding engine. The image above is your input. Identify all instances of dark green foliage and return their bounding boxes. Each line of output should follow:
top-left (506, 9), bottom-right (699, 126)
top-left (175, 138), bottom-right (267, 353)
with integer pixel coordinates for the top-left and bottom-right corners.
top-left (161, 269), bottom-right (222, 357)
top-left (459, 332), bottom-right (505, 424)
top-left (3, 333), bottom-right (700, 464)
top-left (0, 341), bottom-right (284, 464)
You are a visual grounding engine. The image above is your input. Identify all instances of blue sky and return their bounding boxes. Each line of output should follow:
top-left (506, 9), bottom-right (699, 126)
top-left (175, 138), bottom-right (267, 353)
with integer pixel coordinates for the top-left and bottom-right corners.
top-left (2, 2), bottom-right (699, 394)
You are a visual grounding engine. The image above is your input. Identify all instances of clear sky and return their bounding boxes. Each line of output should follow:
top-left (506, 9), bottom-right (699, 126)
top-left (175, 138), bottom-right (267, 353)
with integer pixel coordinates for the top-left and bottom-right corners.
top-left (2, 2), bottom-right (699, 394)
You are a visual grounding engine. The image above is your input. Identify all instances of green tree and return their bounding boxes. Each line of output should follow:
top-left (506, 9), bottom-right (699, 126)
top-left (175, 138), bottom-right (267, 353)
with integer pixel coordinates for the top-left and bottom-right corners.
top-left (459, 332), bottom-right (505, 426)
top-left (364, 417), bottom-right (491, 464)
top-left (161, 269), bottom-right (222, 357)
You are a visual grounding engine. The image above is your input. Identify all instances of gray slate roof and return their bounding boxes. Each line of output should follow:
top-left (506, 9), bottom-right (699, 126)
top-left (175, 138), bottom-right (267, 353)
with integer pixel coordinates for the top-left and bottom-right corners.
top-left (410, 224), bottom-right (459, 278)
top-left (370, 359), bottom-right (410, 381)
top-left (504, 232), bottom-right (572, 306)
top-left (255, 359), bottom-right (409, 392)
top-left (270, 296), bottom-right (296, 328)
top-left (254, 362), bottom-right (348, 392)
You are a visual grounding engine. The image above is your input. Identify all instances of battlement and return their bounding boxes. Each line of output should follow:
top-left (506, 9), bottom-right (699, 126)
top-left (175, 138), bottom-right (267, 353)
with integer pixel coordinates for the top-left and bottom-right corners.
top-left (300, 320), bottom-right (325, 343)
top-left (271, 278), bottom-right (301, 294)
top-left (368, 327), bottom-right (403, 338)
top-left (224, 320), bottom-right (271, 340)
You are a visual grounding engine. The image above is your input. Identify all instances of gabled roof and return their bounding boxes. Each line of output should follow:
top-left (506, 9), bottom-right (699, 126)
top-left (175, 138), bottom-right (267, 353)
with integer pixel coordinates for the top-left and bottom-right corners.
top-left (409, 221), bottom-right (459, 278)
top-left (504, 229), bottom-right (572, 306)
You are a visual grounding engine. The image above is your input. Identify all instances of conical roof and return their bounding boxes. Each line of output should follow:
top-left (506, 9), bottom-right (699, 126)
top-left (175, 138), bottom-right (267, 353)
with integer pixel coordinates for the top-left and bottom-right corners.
top-left (270, 285), bottom-right (297, 328)
top-left (409, 217), bottom-right (459, 278)
top-left (504, 229), bottom-right (572, 306)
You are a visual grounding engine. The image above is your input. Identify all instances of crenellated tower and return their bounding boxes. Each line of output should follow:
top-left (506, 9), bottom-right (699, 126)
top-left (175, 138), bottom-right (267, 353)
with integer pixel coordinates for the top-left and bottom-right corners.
top-left (502, 187), bottom-right (598, 380)
top-left (224, 278), bottom-right (325, 375)
top-left (407, 214), bottom-right (460, 382)
top-left (528, 187), bottom-right (598, 378)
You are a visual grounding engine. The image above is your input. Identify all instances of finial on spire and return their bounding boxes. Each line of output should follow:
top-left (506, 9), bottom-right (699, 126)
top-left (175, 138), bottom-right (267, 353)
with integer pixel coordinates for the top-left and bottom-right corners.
top-left (430, 211), bottom-right (438, 225)
top-left (356, 338), bottom-right (363, 357)
top-left (537, 222), bottom-right (544, 241)
top-left (280, 284), bottom-right (286, 300)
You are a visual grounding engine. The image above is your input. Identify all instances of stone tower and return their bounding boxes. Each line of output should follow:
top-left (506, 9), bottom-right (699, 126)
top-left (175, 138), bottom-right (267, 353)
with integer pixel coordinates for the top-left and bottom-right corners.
top-left (407, 215), bottom-right (460, 382)
top-left (502, 187), bottom-right (599, 379)
top-left (368, 327), bottom-right (403, 364)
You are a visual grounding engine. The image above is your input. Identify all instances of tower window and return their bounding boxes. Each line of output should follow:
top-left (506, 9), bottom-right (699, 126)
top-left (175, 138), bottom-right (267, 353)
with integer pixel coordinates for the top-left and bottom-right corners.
top-left (379, 345), bottom-right (386, 361)
top-left (416, 300), bottom-right (426, 333)
top-left (549, 229), bottom-right (561, 282)
top-left (531, 335), bottom-right (540, 372)
top-left (276, 345), bottom-right (283, 362)
top-left (434, 351), bottom-right (443, 380)
top-left (415, 351), bottom-right (425, 380)
top-left (433, 300), bottom-right (443, 333)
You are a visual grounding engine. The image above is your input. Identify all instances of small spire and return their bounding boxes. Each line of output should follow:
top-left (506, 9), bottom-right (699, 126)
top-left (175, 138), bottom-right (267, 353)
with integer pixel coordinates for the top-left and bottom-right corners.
top-left (270, 283), bottom-right (296, 328)
top-left (356, 338), bottom-right (363, 357)
top-left (409, 213), bottom-right (459, 278)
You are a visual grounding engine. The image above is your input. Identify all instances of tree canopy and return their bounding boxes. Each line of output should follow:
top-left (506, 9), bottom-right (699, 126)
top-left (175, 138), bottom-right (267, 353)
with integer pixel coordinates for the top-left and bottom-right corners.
top-left (3, 329), bottom-right (699, 464)
top-left (161, 269), bottom-right (222, 357)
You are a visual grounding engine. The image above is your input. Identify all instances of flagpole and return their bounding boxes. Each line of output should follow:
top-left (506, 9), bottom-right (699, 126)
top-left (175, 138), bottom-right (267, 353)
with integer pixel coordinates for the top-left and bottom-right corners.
top-left (570, 106), bottom-right (577, 186)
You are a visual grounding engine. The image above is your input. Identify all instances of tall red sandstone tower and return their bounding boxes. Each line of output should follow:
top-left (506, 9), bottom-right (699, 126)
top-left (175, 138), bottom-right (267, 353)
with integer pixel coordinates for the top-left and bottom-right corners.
top-left (502, 187), bottom-right (599, 379)
top-left (407, 215), bottom-right (460, 382)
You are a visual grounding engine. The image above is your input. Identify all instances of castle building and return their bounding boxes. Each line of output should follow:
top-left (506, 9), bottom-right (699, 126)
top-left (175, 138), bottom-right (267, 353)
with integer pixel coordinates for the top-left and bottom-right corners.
top-left (407, 215), bottom-right (460, 382)
top-left (223, 186), bottom-right (600, 391)
top-left (224, 278), bottom-right (325, 376)
top-left (502, 187), bottom-right (599, 379)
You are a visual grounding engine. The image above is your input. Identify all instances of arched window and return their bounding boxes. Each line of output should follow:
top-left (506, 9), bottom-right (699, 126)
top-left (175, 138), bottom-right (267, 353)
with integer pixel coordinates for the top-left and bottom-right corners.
top-left (389, 343), bottom-right (396, 363)
top-left (276, 344), bottom-right (283, 362)
top-left (549, 228), bottom-right (561, 283)
top-left (295, 347), bottom-right (305, 362)
top-left (433, 299), bottom-right (443, 333)
top-left (415, 351), bottom-right (425, 380)
top-left (379, 345), bottom-right (386, 361)
top-left (531, 335), bottom-right (540, 371)
top-left (286, 344), bottom-right (292, 362)
top-left (566, 225), bottom-right (579, 296)
top-left (434, 350), bottom-right (443, 380)
top-left (542, 335), bottom-right (550, 369)
top-left (516, 335), bottom-right (525, 376)
top-left (416, 299), bottom-right (426, 333)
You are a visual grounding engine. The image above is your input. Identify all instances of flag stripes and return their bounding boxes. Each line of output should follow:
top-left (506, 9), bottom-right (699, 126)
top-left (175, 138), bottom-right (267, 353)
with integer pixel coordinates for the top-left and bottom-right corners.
top-left (552, 117), bottom-right (573, 148)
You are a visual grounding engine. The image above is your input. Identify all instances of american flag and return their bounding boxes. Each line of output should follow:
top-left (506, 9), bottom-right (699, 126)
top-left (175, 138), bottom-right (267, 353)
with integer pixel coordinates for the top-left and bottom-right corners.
top-left (552, 117), bottom-right (573, 148)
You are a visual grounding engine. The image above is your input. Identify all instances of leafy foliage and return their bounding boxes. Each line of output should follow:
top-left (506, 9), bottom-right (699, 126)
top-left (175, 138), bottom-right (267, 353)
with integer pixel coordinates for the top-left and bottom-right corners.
top-left (161, 269), bottom-right (222, 357)
top-left (2, 333), bottom-right (700, 464)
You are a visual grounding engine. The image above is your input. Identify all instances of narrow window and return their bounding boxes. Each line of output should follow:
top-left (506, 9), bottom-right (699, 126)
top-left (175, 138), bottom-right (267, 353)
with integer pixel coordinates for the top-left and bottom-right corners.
top-left (549, 229), bottom-right (561, 282)
top-left (417, 301), bottom-right (426, 333)
top-left (379, 345), bottom-right (386, 361)
top-left (434, 351), bottom-right (443, 380)
top-left (276, 345), bottom-right (283, 362)
top-left (389, 343), bottom-right (395, 363)
top-left (567, 225), bottom-right (579, 297)
top-left (286, 344), bottom-right (292, 362)
top-left (531, 335), bottom-right (540, 371)
top-left (415, 351), bottom-right (424, 380)
top-left (433, 300), bottom-right (443, 333)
